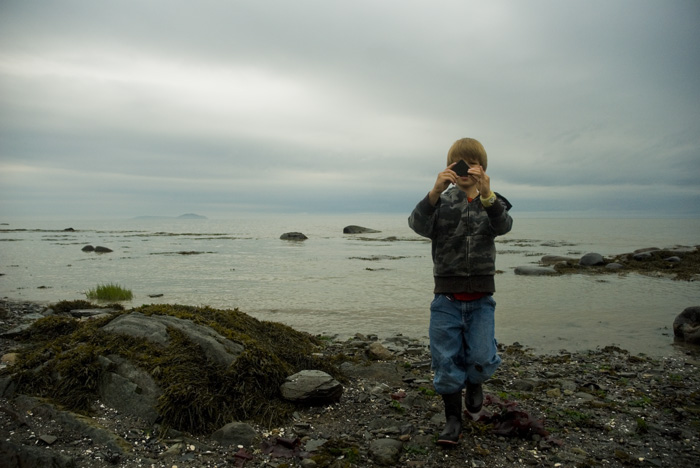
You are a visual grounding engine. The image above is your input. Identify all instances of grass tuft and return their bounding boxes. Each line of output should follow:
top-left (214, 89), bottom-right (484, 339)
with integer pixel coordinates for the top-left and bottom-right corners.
top-left (85, 283), bottom-right (133, 301)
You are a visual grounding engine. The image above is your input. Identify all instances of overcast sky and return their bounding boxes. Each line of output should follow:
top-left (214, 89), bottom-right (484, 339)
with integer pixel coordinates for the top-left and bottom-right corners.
top-left (1, 0), bottom-right (699, 220)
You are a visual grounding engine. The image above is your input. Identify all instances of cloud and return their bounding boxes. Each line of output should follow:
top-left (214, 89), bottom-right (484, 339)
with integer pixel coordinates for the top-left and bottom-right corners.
top-left (1, 0), bottom-right (699, 219)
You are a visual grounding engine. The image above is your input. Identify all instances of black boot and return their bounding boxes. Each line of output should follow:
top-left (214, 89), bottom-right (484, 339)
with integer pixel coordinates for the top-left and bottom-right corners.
top-left (465, 382), bottom-right (483, 415)
top-left (437, 392), bottom-right (462, 445)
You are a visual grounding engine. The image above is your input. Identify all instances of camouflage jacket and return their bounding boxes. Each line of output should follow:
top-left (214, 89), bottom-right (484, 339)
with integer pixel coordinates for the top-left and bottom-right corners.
top-left (408, 188), bottom-right (513, 294)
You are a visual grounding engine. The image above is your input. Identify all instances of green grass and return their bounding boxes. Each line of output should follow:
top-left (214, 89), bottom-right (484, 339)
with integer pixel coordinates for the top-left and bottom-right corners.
top-left (85, 283), bottom-right (133, 301)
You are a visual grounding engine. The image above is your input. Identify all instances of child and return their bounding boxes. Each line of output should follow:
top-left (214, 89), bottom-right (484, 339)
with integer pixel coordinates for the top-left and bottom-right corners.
top-left (408, 137), bottom-right (513, 445)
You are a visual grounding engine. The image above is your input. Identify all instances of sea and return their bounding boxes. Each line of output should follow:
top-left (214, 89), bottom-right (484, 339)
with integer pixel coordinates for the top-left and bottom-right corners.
top-left (1, 215), bottom-right (699, 357)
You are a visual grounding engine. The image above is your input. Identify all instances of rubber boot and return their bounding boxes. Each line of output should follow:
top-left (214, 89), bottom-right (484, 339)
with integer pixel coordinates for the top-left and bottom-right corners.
top-left (437, 392), bottom-right (462, 445)
top-left (465, 382), bottom-right (483, 415)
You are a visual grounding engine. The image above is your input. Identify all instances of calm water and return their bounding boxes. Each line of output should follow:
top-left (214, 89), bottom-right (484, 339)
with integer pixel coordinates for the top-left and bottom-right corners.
top-left (1, 215), bottom-right (699, 356)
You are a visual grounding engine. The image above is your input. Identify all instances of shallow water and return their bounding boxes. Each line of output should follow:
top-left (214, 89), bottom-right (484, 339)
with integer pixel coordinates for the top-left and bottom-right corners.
top-left (1, 215), bottom-right (699, 356)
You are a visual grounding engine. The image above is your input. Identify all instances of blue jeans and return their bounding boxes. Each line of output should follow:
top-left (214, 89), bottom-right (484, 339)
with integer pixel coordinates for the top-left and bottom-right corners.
top-left (429, 294), bottom-right (501, 395)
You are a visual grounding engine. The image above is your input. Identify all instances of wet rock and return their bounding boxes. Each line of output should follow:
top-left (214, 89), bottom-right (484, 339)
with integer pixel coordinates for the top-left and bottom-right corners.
top-left (102, 312), bottom-right (244, 367)
top-left (673, 306), bottom-right (700, 344)
top-left (514, 265), bottom-right (558, 276)
top-left (97, 354), bottom-right (162, 424)
top-left (280, 370), bottom-right (343, 405)
top-left (343, 225), bottom-right (380, 234)
top-left (0, 439), bottom-right (75, 468)
top-left (280, 232), bottom-right (308, 241)
top-left (81, 245), bottom-right (95, 252)
top-left (369, 438), bottom-right (403, 465)
top-left (211, 422), bottom-right (259, 447)
top-left (579, 252), bottom-right (605, 266)
top-left (605, 262), bottom-right (624, 270)
top-left (367, 342), bottom-right (394, 360)
top-left (541, 255), bottom-right (575, 265)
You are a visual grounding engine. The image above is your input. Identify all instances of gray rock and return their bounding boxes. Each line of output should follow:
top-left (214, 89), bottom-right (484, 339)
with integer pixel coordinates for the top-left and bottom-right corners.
top-left (280, 370), bottom-right (343, 405)
top-left (664, 256), bottom-right (682, 263)
top-left (101, 312), bottom-right (244, 367)
top-left (70, 308), bottom-right (117, 318)
top-left (211, 422), bottom-right (259, 447)
top-left (514, 265), bottom-right (558, 276)
top-left (579, 252), bottom-right (604, 266)
top-left (82, 245), bottom-right (95, 252)
top-left (633, 251), bottom-right (653, 261)
top-left (94, 246), bottom-right (113, 253)
top-left (0, 439), bottom-right (75, 468)
top-left (280, 232), bottom-right (308, 241)
top-left (673, 306), bottom-right (700, 345)
top-left (97, 354), bottom-right (162, 424)
top-left (605, 262), bottom-right (624, 270)
top-left (369, 438), bottom-right (403, 466)
top-left (343, 225), bottom-right (380, 234)
top-left (540, 255), bottom-right (575, 265)
top-left (367, 342), bottom-right (394, 361)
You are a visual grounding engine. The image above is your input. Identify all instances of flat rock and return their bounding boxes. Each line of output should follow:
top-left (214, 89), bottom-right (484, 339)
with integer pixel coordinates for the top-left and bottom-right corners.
top-left (514, 265), bottom-right (558, 276)
top-left (280, 370), bottom-right (343, 405)
top-left (343, 225), bottom-right (380, 234)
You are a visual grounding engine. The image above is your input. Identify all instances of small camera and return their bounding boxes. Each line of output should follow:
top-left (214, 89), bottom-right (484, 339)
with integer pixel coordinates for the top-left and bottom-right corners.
top-left (452, 160), bottom-right (470, 177)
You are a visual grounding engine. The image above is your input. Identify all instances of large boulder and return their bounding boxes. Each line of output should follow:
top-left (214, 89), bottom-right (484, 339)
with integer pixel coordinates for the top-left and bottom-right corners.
top-left (101, 312), bottom-right (244, 367)
top-left (673, 306), bottom-right (700, 345)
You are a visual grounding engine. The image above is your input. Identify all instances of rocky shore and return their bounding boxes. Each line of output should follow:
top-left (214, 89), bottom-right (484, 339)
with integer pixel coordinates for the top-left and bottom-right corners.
top-left (1, 299), bottom-right (699, 468)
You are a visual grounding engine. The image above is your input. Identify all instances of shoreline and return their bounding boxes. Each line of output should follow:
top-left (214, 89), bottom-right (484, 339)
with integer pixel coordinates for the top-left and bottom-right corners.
top-left (2, 299), bottom-right (700, 467)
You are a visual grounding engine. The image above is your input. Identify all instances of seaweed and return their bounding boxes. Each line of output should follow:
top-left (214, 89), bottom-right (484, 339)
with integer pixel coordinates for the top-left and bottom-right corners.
top-left (5, 303), bottom-right (342, 434)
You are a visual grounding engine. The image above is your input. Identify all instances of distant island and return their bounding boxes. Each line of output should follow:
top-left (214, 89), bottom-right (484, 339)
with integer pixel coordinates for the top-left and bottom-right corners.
top-left (132, 213), bottom-right (208, 220)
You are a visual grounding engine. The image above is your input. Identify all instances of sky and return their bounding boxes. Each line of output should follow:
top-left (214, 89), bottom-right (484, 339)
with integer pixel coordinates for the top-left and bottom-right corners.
top-left (1, 0), bottom-right (699, 220)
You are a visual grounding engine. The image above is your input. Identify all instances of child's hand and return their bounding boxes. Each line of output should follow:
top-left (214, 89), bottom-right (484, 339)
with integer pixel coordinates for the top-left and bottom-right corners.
top-left (428, 163), bottom-right (458, 205)
top-left (469, 165), bottom-right (492, 197)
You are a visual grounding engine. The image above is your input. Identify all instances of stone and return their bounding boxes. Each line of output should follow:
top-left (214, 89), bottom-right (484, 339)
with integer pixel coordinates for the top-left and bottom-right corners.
top-left (81, 245), bottom-right (95, 252)
top-left (514, 265), bottom-right (558, 276)
top-left (343, 225), bottom-right (381, 234)
top-left (1, 353), bottom-right (19, 367)
top-left (97, 354), bottom-right (162, 424)
top-left (579, 252), bottom-right (604, 266)
top-left (367, 342), bottom-right (394, 361)
top-left (540, 255), bottom-right (575, 265)
top-left (211, 422), bottom-right (259, 447)
top-left (369, 438), bottom-right (403, 466)
top-left (70, 308), bottom-right (117, 318)
top-left (633, 252), bottom-right (653, 261)
top-left (101, 312), bottom-right (244, 367)
top-left (605, 262), bottom-right (624, 270)
top-left (673, 306), bottom-right (700, 344)
top-left (280, 232), bottom-right (308, 241)
top-left (280, 370), bottom-right (343, 405)
top-left (94, 246), bottom-right (113, 253)
top-left (0, 439), bottom-right (75, 468)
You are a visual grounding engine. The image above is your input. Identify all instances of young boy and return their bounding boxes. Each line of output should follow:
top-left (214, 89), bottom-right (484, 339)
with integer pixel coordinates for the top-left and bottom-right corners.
top-left (408, 137), bottom-right (513, 445)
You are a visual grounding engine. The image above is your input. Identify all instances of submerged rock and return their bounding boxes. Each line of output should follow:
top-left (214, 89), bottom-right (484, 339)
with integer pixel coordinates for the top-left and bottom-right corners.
top-left (280, 232), bottom-right (308, 241)
top-left (343, 225), bottom-right (380, 234)
top-left (514, 265), bottom-right (558, 276)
